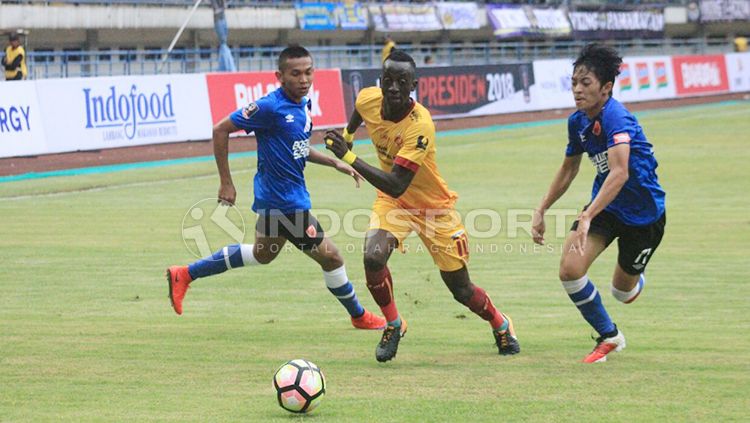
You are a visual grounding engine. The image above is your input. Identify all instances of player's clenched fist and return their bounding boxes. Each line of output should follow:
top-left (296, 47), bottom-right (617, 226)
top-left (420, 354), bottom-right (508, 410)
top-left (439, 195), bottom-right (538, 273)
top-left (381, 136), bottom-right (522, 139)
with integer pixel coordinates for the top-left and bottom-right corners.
top-left (324, 129), bottom-right (349, 159)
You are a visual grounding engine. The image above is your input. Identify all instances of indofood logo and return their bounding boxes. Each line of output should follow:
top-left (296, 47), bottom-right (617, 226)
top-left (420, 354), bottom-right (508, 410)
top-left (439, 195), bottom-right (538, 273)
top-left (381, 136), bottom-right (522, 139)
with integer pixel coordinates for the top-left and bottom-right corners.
top-left (83, 84), bottom-right (177, 141)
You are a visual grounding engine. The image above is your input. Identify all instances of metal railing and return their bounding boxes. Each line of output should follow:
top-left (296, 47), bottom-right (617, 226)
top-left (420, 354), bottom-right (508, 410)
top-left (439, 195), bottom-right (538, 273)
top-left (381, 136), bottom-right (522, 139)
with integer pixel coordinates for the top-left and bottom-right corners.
top-left (25, 38), bottom-right (732, 79)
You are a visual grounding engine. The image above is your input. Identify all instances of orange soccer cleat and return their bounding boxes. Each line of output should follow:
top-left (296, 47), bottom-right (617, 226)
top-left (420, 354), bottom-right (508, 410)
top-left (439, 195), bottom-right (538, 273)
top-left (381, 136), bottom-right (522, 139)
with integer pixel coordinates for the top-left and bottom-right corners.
top-left (166, 265), bottom-right (192, 315)
top-left (583, 330), bottom-right (626, 363)
top-left (351, 309), bottom-right (387, 330)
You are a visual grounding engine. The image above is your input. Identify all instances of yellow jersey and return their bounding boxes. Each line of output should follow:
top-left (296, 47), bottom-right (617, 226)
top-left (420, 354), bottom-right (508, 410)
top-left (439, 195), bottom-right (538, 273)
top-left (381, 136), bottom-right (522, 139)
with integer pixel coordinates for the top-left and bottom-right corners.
top-left (355, 86), bottom-right (458, 211)
top-left (3, 45), bottom-right (27, 80)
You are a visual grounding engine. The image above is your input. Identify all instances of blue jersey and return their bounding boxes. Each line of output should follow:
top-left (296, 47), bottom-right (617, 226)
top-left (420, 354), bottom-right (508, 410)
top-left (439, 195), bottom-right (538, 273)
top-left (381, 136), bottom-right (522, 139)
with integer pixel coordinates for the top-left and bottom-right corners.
top-left (230, 88), bottom-right (313, 214)
top-left (566, 97), bottom-right (665, 226)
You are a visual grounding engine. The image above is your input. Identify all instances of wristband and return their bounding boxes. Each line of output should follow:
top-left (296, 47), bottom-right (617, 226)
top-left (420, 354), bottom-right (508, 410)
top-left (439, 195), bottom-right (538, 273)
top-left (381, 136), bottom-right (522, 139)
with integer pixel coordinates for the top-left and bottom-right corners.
top-left (342, 128), bottom-right (354, 144)
top-left (341, 150), bottom-right (357, 165)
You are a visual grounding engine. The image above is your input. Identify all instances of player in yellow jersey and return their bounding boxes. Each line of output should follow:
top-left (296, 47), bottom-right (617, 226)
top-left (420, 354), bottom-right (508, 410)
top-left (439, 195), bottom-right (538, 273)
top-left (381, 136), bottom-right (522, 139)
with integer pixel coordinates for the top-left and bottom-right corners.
top-left (324, 50), bottom-right (519, 362)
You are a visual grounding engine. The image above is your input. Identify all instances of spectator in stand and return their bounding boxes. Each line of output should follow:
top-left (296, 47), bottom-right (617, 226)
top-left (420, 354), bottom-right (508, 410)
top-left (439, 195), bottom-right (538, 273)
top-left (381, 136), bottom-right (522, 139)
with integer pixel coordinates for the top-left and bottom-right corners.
top-left (2, 33), bottom-right (27, 81)
top-left (381, 34), bottom-right (396, 63)
top-left (734, 36), bottom-right (748, 53)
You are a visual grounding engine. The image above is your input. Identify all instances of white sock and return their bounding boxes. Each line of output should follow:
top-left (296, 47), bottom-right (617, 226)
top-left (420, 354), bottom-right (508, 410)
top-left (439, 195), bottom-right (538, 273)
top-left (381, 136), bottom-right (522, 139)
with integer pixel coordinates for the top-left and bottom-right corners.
top-left (611, 285), bottom-right (639, 303)
top-left (561, 275), bottom-right (588, 294)
top-left (322, 265), bottom-right (348, 289)
top-left (240, 244), bottom-right (261, 266)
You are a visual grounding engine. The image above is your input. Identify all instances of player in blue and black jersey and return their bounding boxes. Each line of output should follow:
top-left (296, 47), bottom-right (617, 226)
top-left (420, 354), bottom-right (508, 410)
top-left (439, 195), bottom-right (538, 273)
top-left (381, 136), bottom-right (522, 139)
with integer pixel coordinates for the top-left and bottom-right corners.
top-left (166, 46), bottom-right (385, 330)
top-left (531, 44), bottom-right (666, 363)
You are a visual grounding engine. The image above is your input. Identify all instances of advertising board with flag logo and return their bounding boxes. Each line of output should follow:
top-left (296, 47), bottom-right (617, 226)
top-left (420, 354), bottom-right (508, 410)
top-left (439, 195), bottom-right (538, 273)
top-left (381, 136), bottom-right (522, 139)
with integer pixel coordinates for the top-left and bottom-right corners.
top-left (613, 56), bottom-right (676, 102)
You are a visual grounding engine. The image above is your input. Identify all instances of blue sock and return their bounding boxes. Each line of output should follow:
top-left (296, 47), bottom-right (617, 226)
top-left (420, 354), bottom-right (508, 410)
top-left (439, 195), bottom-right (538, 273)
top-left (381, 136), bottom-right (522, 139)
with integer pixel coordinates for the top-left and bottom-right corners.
top-left (328, 282), bottom-right (365, 318)
top-left (323, 266), bottom-right (365, 318)
top-left (188, 244), bottom-right (252, 280)
top-left (562, 276), bottom-right (616, 337)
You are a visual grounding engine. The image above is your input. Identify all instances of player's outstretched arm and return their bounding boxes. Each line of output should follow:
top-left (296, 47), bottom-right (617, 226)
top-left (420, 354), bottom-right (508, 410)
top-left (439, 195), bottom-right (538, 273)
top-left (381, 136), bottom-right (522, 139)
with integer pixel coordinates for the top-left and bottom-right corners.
top-left (532, 154), bottom-right (583, 245)
top-left (308, 147), bottom-right (362, 188)
top-left (324, 129), bottom-right (414, 198)
top-left (212, 116), bottom-right (241, 205)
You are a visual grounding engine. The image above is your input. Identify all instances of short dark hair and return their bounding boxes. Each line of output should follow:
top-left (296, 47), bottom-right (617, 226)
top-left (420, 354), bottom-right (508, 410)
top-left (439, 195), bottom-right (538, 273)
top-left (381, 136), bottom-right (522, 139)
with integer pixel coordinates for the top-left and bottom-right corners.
top-left (9, 33), bottom-right (19, 42)
top-left (385, 49), bottom-right (416, 70)
top-left (278, 45), bottom-right (312, 71)
top-left (573, 43), bottom-right (622, 86)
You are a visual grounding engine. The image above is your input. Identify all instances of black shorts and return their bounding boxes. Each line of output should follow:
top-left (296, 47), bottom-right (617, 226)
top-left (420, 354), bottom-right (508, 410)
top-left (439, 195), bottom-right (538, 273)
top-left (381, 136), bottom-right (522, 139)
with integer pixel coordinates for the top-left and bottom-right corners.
top-left (255, 210), bottom-right (325, 252)
top-left (571, 210), bottom-right (666, 275)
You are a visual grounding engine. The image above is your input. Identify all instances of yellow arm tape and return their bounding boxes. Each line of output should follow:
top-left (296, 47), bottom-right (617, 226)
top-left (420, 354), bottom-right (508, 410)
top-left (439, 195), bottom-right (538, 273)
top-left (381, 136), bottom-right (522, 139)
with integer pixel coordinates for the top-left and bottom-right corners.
top-left (341, 150), bottom-right (357, 165)
top-left (342, 128), bottom-right (354, 144)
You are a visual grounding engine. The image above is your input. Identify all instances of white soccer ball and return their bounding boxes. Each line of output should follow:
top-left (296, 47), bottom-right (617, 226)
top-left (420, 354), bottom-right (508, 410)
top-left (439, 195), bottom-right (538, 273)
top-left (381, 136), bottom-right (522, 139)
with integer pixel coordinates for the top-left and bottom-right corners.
top-left (272, 359), bottom-right (326, 413)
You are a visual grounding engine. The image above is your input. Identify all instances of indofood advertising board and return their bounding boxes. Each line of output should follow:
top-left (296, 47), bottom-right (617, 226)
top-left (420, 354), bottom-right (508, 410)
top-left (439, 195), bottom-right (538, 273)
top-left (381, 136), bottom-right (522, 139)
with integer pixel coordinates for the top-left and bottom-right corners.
top-left (34, 74), bottom-right (212, 155)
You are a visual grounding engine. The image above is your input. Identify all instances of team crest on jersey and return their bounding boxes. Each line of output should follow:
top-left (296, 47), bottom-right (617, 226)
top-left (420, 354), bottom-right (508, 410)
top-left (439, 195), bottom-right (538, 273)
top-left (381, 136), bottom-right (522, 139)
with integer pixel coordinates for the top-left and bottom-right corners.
top-left (242, 102), bottom-right (259, 119)
top-left (416, 135), bottom-right (429, 151)
top-left (593, 120), bottom-right (601, 136)
top-left (394, 135), bottom-right (404, 147)
top-left (305, 224), bottom-right (317, 238)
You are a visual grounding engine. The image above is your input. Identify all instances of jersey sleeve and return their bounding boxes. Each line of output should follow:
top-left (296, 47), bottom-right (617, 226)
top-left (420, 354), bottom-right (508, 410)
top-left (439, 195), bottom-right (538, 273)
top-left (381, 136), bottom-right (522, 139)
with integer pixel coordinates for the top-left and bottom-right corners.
top-left (354, 87), bottom-right (380, 122)
top-left (603, 106), bottom-right (636, 149)
top-left (230, 97), bottom-right (275, 134)
top-left (566, 115), bottom-right (584, 156)
top-left (394, 120), bottom-right (435, 173)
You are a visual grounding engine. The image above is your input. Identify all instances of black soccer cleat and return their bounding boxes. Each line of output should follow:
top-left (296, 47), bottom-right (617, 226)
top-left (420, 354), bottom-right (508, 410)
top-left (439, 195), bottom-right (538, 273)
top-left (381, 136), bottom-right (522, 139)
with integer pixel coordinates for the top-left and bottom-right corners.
top-left (375, 319), bottom-right (408, 362)
top-left (494, 313), bottom-right (520, 356)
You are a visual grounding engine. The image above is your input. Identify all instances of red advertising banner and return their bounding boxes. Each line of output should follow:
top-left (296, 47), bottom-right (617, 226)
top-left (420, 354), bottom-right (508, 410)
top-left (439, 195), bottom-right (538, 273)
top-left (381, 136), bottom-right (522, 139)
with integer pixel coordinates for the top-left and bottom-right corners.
top-left (205, 69), bottom-right (347, 128)
top-left (672, 55), bottom-right (729, 96)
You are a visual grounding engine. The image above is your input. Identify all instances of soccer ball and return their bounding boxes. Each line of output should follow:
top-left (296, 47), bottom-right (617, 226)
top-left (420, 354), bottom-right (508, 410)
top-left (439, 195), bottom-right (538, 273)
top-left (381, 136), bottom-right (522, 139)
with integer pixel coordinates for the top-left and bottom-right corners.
top-left (272, 359), bottom-right (326, 413)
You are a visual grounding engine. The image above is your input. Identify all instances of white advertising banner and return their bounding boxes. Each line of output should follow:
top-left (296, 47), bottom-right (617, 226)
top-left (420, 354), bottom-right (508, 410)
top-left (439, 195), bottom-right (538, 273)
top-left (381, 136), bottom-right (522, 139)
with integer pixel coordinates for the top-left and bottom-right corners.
top-left (34, 74), bottom-right (212, 155)
top-left (0, 80), bottom-right (47, 158)
top-left (369, 4), bottom-right (442, 32)
top-left (613, 56), bottom-right (676, 102)
top-left (530, 59), bottom-right (575, 110)
top-left (436, 2), bottom-right (480, 30)
top-left (725, 52), bottom-right (750, 93)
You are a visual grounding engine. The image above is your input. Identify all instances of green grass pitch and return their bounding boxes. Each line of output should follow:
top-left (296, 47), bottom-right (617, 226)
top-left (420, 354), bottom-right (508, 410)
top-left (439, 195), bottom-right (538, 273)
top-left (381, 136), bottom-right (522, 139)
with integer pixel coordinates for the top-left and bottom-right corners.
top-left (1, 101), bottom-right (748, 422)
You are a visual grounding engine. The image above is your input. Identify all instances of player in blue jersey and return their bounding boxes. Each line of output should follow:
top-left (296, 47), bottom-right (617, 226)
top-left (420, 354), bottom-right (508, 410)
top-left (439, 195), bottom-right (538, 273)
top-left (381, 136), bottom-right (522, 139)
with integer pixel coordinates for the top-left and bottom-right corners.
top-left (166, 46), bottom-right (386, 330)
top-left (531, 44), bottom-right (666, 363)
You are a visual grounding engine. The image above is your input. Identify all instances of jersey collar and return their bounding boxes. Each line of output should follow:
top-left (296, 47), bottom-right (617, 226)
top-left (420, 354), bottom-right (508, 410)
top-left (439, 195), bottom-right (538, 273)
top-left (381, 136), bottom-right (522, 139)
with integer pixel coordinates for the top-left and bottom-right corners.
top-left (380, 98), bottom-right (416, 123)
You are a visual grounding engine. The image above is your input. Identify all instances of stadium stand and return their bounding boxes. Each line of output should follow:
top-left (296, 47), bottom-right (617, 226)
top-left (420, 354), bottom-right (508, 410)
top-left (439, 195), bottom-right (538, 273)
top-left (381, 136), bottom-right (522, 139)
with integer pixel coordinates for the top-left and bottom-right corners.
top-left (1, 0), bottom-right (747, 78)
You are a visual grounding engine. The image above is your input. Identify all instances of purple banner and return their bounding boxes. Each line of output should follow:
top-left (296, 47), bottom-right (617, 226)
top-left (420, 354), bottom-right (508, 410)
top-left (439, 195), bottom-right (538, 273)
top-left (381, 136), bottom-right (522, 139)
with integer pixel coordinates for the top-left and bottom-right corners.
top-left (569, 7), bottom-right (664, 39)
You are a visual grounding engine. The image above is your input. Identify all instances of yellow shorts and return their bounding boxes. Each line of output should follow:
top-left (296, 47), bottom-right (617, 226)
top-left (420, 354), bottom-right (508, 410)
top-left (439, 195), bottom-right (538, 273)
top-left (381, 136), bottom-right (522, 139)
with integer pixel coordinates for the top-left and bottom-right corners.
top-left (368, 196), bottom-right (469, 272)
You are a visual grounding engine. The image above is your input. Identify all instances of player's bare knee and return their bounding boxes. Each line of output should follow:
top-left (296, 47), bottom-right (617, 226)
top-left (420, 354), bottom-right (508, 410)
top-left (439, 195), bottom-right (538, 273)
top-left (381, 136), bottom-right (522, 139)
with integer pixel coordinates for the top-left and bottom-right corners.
top-left (559, 264), bottom-right (585, 282)
top-left (253, 248), bottom-right (277, 265)
top-left (323, 250), bottom-right (344, 269)
top-left (363, 252), bottom-right (387, 272)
